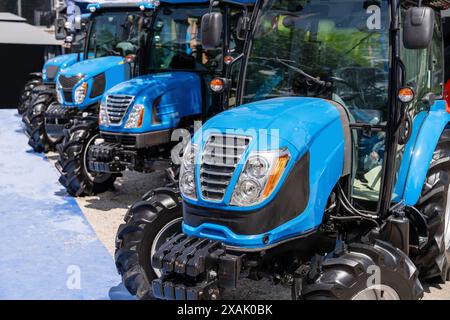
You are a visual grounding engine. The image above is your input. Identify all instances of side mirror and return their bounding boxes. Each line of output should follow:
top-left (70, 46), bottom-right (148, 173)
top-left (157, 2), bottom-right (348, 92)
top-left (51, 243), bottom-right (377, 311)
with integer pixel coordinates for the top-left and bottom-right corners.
top-left (201, 12), bottom-right (223, 49)
top-left (403, 7), bottom-right (435, 49)
top-left (54, 17), bottom-right (67, 40)
top-left (236, 16), bottom-right (250, 41)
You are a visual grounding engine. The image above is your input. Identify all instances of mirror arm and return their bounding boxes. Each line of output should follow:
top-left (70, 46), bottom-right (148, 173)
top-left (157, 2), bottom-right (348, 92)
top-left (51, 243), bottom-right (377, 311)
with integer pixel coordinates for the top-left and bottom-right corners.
top-left (229, 53), bottom-right (243, 70)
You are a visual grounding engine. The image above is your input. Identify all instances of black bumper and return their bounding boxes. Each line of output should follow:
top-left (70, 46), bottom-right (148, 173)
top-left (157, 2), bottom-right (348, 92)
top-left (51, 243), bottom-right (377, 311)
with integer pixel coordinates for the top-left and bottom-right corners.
top-left (101, 130), bottom-right (171, 149)
top-left (44, 103), bottom-right (75, 138)
top-left (151, 234), bottom-right (242, 300)
top-left (87, 130), bottom-right (172, 173)
top-left (87, 142), bottom-right (128, 173)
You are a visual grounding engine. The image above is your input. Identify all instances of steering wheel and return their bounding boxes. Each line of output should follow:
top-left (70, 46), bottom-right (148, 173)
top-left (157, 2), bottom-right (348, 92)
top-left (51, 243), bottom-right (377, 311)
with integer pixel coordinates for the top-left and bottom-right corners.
top-left (330, 76), bottom-right (362, 102)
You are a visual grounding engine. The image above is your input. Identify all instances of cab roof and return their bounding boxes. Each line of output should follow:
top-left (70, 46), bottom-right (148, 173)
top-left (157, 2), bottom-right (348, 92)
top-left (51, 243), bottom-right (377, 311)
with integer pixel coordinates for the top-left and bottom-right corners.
top-left (411, 0), bottom-right (450, 10)
top-left (87, 0), bottom-right (254, 12)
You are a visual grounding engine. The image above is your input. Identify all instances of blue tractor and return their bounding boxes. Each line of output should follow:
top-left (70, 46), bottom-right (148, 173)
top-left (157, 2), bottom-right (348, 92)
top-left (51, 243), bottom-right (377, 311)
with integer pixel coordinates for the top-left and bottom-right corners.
top-left (116, 0), bottom-right (450, 300)
top-left (25, 1), bottom-right (159, 157)
top-left (58, 0), bottom-right (255, 198)
top-left (18, 1), bottom-right (92, 116)
top-left (52, 1), bottom-right (165, 193)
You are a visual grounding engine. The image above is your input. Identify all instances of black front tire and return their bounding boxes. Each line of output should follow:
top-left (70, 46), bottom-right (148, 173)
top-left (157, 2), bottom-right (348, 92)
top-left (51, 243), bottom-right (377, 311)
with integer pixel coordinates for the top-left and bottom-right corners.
top-left (28, 99), bottom-right (60, 153)
top-left (18, 78), bottom-right (42, 114)
top-left (115, 188), bottom-right (183, 299)
top-left (57, 119), bottom-right (117, 196)
top-left (413, 127), bottom-right (450, 281)
top-left (299, 241), bottom-right (423, 300)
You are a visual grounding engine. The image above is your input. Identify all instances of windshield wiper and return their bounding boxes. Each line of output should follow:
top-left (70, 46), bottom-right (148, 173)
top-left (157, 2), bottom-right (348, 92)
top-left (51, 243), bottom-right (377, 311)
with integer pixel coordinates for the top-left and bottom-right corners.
top-left (274, 57), bottom-right (330, 87)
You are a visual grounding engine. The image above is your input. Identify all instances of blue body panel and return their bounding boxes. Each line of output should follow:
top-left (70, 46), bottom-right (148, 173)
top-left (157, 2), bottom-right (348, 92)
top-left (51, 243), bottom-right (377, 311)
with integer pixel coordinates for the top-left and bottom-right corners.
top-left (100, 72), bottom-right (202, 133)
top-left (42, 53), bottom-right (81, 83)
top-left (58, 56), bottom-right (130, 109)
top-left (183, 97), bottom-right (346, 248)
top-left (393, 100), bottom-right (450, 206)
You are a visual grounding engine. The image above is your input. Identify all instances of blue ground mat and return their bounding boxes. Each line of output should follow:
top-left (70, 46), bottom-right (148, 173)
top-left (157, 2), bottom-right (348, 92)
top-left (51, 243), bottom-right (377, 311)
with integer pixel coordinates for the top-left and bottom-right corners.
top-left (0, 109), bottom-right (132, 300)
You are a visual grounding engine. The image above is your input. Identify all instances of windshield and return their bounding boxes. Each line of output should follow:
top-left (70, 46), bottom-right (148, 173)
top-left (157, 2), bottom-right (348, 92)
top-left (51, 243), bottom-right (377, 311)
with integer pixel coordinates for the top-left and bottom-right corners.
top-left (243, 0), bottom-right (390, 124)
top-left (87, 11), bottom-right (151, 58)
top-left (72, 34), bottom-right (86, 53)
top-left (243, 0), bottom-right (391, 206)
top-left (146, 6), bottom-right (220, 72)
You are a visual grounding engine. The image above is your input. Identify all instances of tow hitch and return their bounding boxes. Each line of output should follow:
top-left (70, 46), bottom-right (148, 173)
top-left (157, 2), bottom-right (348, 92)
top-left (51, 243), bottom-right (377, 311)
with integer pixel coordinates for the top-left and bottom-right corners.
top-left (151, 234), bottom-right (243, 300)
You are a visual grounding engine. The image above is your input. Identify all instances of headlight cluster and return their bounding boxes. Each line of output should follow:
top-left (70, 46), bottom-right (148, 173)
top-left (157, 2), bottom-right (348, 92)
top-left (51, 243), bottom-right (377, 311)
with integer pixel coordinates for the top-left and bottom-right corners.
top-left (74, 82), bottom-right (88, 104)
top-left (99, 101), bottom-right (109, 127)
top-left (125, 104), bottom-right (145, 128)
top-left (230, 149), bottom-right (290, 207)
top-left (179, 141), bottom-right (291, 207)
top-left (57, 87), bottom-right (64, 104)
top-left (179, 143), bottom-right (198, 200)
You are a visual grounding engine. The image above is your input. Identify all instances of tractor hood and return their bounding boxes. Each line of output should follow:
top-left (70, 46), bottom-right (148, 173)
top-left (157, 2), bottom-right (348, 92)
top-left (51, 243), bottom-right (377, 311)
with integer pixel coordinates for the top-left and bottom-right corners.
top-left (57, 56), bottom-right (131, 108)
top-left (43, 53), bottom-right (81, 82)
top-left (185, 97), bottom-right (351, 247)
top-left (107, 71), bottom-right (201, 98)
top-left (59, 56), bottom-right (125, 79)
top-left (44, 53), bottom-right (80, 69)
top-left (197, 97), bottom-right (348, 156)
top-left (101, 72), bottom-right (202, 133)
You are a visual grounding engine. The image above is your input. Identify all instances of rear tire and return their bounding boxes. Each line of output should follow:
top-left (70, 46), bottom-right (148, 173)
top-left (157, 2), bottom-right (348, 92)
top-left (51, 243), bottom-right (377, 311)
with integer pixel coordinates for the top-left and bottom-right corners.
top-left (115, 188), bottom-right (183, 299)
top-left (57, 119), bottom-right (117, 196)
top-left (413, 128), bottom-right (450, 281)
top-left (18, 78), bottom-right (42, 114)
top-left (300, 241), bottom-right (423, 300)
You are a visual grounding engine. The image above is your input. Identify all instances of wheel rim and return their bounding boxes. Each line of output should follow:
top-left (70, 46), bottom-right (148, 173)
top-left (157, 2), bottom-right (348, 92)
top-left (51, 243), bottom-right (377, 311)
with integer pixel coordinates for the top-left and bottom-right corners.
top-left (352, 285), bottom-right (400, 300)
top-left (444, 185), bottom-right (450, 250)
top-left (82, 134), bottom-right (112, 184)
top-left (150, 217), bottom-right (183, 278)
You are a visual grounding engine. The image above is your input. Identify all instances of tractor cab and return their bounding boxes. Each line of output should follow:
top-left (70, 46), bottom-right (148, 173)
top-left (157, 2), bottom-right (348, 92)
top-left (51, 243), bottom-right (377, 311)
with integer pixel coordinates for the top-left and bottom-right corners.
top-left (78, 0), bottom-right (255, 194)
top-left (146, 0), bottom-right (450, 300)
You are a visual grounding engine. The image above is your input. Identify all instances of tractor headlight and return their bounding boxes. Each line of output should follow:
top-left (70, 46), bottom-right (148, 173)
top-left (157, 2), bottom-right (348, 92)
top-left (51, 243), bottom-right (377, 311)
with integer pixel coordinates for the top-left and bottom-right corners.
top-left (179, 143), bottom-right (198, 200)
top-left (125, 104), bottom-right (145, 128)
top-left (56, 87), bottom-right (63, 104)
top-left (231, 149), bottom-right (290, 207)
top-left (74, 82), bottom-right (88, 104)
top-left (99, 101), bottom-right (109, 127)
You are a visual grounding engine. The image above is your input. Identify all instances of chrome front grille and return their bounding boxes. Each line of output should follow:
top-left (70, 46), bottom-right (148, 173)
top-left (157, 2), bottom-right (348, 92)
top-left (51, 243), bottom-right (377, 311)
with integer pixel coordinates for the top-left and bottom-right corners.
top-left (105, 95), bottom-right (134, 125)
top-left (200, 134), bottom-right (251, 201)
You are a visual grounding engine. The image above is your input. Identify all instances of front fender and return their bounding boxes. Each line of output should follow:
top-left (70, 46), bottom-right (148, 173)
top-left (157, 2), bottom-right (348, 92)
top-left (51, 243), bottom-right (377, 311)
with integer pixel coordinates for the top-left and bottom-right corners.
top-left (394, 100), bottom-right (450, 206)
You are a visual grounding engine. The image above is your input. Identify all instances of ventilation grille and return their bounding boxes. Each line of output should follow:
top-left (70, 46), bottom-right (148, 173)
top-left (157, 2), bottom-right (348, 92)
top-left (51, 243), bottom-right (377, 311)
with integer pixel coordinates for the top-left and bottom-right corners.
top-left (90, 73), bottom-right (106, 98)
top-left (105, 95), bottom-right (134, 125)
top-left (59, 74), bottom-right (83, 89)
top-left (200, 134), bottom-right (251, 201)
top-left (58, 75), bottom-right (84, 103)
top-left (46, 66), bottom-right (59, 80)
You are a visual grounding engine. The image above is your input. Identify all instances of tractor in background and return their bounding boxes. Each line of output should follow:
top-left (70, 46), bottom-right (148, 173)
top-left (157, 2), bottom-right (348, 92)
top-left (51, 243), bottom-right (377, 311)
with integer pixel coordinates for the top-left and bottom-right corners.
top-left (57, 0), bottom-right (254, 198)
top-left (117, 0), bottom-right (450, 300)
top-left (27, 1), bottom-right (158, 156)
top-left (18, 2), bottom-right (91, 116)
